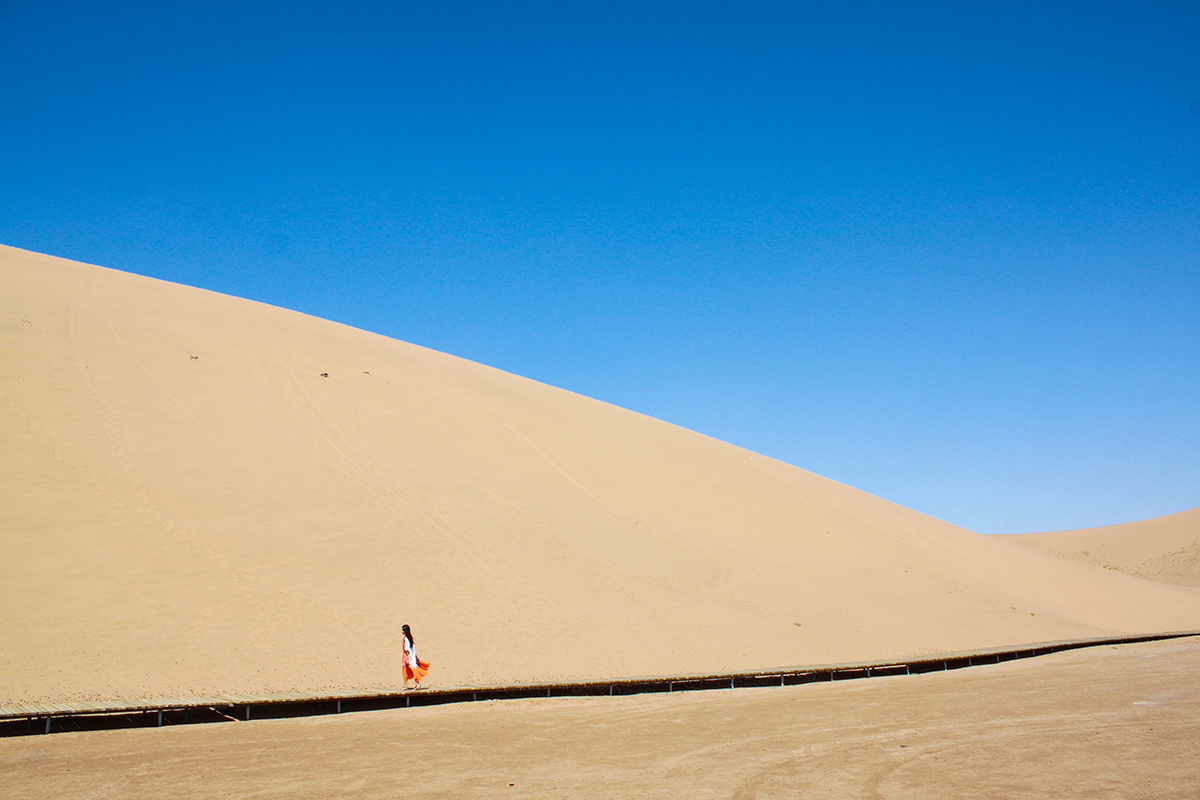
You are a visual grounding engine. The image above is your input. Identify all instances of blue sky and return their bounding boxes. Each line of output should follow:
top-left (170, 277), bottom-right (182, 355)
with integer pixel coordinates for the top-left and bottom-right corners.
top-left (3, 1), bottom-right (1198, 533)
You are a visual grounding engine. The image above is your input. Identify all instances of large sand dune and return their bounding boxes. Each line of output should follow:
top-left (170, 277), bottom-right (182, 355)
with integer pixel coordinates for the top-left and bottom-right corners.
top-left (4, 244), bottom-right (1200, 705)
top-left (1001, 506), bottom-right (1200, 588)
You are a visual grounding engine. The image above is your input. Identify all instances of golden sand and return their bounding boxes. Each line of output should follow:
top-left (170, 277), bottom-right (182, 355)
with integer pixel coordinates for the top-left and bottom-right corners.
top-left (3, 243), bottom-right (1199, 708)
top-left (1002, 506), bottom-right (1200, 588)
top-left (3, 636), bottom-right (1197, 799)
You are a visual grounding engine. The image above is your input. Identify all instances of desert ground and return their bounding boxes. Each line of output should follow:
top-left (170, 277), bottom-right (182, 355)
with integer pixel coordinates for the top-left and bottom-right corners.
top-left (3, 636), bottom-right (1198, 799)
top-left (3, 244), bottom-right (1200, 796)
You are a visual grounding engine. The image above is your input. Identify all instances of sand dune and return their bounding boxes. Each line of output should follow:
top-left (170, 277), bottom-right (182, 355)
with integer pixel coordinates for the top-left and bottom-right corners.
top-left (1001, 506), bottom-right (1200, 588)
top-left (4, 243), bottom-right (1200, 705)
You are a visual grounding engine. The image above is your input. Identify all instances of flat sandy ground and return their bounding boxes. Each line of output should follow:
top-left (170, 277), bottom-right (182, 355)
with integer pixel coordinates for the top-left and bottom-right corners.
top-left (4, 636), bottom-right (1198, 799)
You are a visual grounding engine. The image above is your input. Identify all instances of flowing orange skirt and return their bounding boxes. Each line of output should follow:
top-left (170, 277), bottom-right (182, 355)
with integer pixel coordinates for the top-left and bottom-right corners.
top-left (404, 659), bottom-right (430, 683)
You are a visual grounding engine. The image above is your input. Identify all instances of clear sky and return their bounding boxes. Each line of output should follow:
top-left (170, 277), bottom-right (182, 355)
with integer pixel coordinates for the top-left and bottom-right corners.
top-left (3, 1), bottom-right (1198, 533)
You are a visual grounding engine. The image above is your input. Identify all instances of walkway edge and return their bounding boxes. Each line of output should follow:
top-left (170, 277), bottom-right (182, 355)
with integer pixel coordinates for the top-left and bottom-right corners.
top-left (4, 630), bottom-right (1198, 737)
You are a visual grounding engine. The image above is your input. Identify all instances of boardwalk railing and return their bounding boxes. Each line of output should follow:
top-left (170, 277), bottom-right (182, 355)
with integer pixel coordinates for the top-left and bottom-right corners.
top-left (3, 630), bottom-right (1197, 737)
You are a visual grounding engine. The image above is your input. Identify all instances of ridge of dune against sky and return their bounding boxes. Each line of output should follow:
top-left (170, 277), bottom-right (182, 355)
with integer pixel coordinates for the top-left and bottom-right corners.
top-left (2, 0), bottom-right (1198, 533)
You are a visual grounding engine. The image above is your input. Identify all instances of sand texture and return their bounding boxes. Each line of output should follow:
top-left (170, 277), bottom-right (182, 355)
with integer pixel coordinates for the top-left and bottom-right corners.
top-left (3, 636), bottom-right (1198, 798)
top-left (1001, 507), bottom-right (1200, 588)
top-left (4, 243), bottom-right (1200, 706)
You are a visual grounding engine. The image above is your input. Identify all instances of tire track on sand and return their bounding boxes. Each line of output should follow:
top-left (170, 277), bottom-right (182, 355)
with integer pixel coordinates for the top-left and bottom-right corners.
top-left (90, 271), bottom-right (261, 480)
top-left (66, 274), bottom-right (350, 675)
top-left (279, 361), bottom-right (517, 586)
top-left (66, 276), bottom-right (246, 570)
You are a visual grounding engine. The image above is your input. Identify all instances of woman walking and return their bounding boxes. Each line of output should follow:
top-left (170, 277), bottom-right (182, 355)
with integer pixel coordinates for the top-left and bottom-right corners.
top-left (401, 624), bottom-right (430, 689)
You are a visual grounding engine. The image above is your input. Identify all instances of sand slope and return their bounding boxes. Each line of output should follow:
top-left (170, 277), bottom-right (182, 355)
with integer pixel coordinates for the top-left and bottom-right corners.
top-left (1001, 506), bottom-right (1200, 588)
top-left (4, 244), bottom-right (1200, 705)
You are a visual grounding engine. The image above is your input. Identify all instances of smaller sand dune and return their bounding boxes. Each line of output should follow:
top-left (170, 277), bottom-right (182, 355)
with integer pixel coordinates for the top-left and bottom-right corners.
top-left (1001, 507), bottom-right (1200, 588)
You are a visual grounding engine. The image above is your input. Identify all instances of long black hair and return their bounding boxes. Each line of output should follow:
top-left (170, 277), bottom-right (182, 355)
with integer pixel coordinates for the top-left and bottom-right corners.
top-left (402, 624), bottom-right (414, 646)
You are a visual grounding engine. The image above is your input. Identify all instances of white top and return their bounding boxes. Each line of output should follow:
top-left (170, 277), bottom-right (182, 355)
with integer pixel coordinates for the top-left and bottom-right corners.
top-left (404, 636), bottom-right (418, 668)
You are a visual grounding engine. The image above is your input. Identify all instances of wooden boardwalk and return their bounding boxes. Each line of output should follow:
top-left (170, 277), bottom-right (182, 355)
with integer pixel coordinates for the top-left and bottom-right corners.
top-left (4, 630), bottom-right (1198, 737)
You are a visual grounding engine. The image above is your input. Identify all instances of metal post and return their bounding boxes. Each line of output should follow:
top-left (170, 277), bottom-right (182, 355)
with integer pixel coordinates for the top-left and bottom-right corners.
top-left (44, 717), bottom-right (51, 734)
top-left (337, 700), bottom-right (342, 713)
top-left (245, 706), bottom-right (251, 721)
top-left (669, 682), bottom-right (673, 692)
top-left (157, 710), bottom-right (163, 727)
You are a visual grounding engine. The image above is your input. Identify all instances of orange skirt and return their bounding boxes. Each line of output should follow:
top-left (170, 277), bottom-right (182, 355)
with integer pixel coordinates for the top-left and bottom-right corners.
top-left (404, 659), bottom-right (430, 683)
